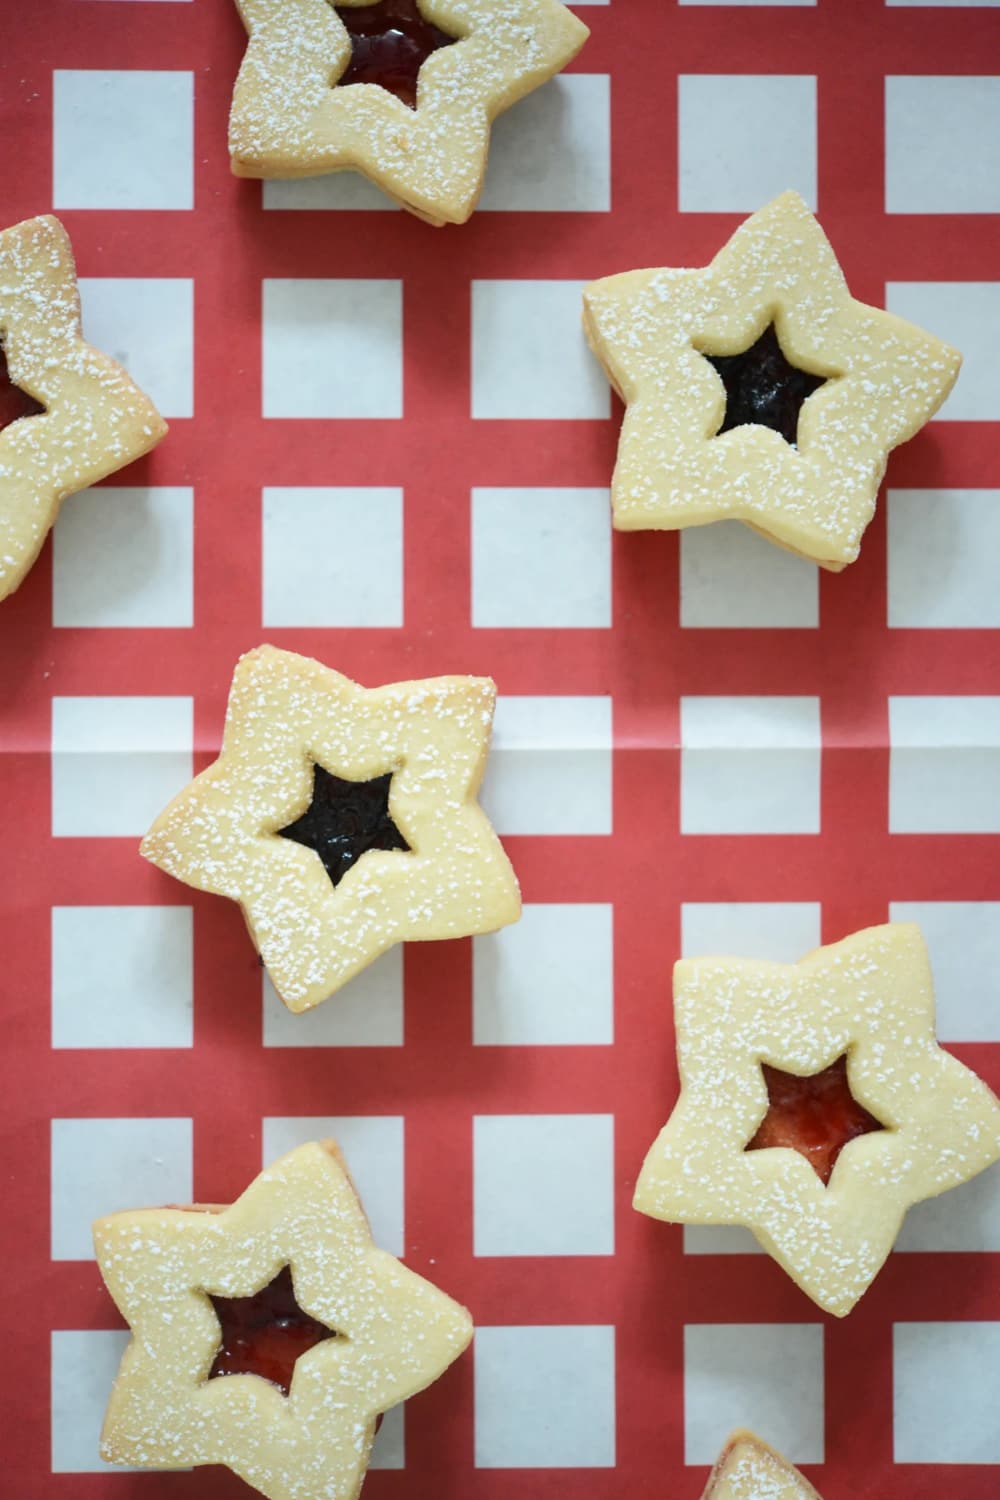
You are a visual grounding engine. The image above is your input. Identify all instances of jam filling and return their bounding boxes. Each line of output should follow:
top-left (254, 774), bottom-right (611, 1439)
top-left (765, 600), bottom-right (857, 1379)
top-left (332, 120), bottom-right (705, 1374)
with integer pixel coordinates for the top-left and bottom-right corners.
top-left (277, 764), bottom-right (411, 889)
top-left (0, 341), bottom-right (45, 433)
top-left (704, 323), bottom-right (826, 447)
top-left (208, 1266), bottom-right (337, 1396)
top-left (745, 1053), bottom-right (885, 1186)
top-left (334, 0), bottom-right (458, 110)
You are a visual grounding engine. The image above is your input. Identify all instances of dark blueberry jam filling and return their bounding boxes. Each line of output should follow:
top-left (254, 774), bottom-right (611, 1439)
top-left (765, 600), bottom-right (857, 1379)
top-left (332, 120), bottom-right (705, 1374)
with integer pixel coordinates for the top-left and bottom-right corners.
top-left (705, 323), bottom-right (826, 446)
top-left (278, 764), bottom-right (411, 889)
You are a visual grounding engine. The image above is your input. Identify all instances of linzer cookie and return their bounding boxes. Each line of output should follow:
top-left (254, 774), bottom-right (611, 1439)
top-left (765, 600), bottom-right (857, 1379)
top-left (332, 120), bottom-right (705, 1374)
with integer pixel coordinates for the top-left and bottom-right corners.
top-left (583, 191), bottom-right (961, 569)
top-left (634, 923), bottom-right (1000, 1317)
top-left (94, 1140), bottom-right (472, 1500)
top-left (228, 0), bottom-right (589, 224)
top-left (702, 1431), bottom-right (822, 1500)
top-left (0, 215), bottom-right (167, 602)
top-left (141, 644), bottom-right (521, 1012)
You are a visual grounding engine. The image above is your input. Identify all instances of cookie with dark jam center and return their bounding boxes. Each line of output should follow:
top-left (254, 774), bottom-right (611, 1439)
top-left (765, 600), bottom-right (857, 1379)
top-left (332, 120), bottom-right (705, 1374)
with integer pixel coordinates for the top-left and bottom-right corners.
top-left (706, 323), bottom-right (826, 446)
top-left (278, 764), bottom-right (411, 889)
top-left (334, 0), bottom-right (457, 109)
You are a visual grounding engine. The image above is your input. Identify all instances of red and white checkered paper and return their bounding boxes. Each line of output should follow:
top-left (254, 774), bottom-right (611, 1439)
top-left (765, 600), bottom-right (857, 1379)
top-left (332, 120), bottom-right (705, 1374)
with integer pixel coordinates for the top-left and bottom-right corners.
top-left (2, 1), bottom-right (999, 1496)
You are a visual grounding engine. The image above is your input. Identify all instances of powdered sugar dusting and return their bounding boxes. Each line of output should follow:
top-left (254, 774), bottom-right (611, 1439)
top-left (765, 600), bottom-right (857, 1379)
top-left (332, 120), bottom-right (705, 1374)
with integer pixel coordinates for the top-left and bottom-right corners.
top-left (0, 215), bottom-right (167, 600)
top-left (583, 191), bottom-right (961, 569)
top-left (703, 1432), bottom-right (820, 1500)
top-left (635, 923), bottom-right (1000, 1317)
top-left (140, 645), bottom-right (521, 1012)
top-left (94, 1140), bottom-right (473, 1500)
top-left (229, 0), bottom-right (589, 223)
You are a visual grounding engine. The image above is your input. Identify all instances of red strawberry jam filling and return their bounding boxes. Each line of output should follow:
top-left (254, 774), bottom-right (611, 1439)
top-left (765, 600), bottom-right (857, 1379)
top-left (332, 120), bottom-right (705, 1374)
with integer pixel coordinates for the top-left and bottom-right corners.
top-left (705, 323), bottom-right (826, 447)
top-left (334, 0), bottom-right (458, 110)
top-left (745, 1053), bottom-right (885, 1185)
top-left (0, 342), bottom-right (45, 432)
top-left (277, 764), bottom-right (411, 890)
top-left (208, 1265), bottom-right (336, 1395)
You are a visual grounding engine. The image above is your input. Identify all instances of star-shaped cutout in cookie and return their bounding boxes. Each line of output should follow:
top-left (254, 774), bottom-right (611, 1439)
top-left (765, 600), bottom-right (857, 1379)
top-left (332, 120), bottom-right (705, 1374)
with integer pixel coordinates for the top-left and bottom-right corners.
top-left (141, 645), bottom-right (521, 1012)
top-left (634, 923), bottom-right (1000, 1317)
top-left (228, 0), bottom-right (590, 224)
top-left (702, 1430), bottom-right (821, 1500)
top-left (583, 191), bottom-right (961, 570)
top-left (95, 1141), bottom-right (473, 1500)
top-left (0, 215), bottom-right (167, 602)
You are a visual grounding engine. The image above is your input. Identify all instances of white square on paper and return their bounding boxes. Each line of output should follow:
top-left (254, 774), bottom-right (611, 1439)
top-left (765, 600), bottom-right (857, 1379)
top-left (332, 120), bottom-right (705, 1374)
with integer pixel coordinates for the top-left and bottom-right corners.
top-left (479, 75), bottom-right (610, 212)
top-left (889, 902), bottom-right (1000, 1042)
top-left (684, 1324), bottom-right (823, 1464)
top-left (51, 1117), bottom-right (192, 1260)
top-left (680, 522), bottom-right (818, 628)
top-left (889, 697), bottom-right (1000, 834)
top-left (678, 76), bottom-right (817, 213)
top-left (885, 283), bottom-right (1000, 423)
top-left (480, 695), bottom-right (612, 835)
top-left (52, 905), bottom-right (193, 1049)
top-left (78, 279), bottom-right (194, 419)
top-left (370, 1402), bottom-right (404, 1468)
top-left (51, 1330), bottom-right (132, 1472)
top-left (681, 697), bottom-right (821, 835)
top-left (683, 1225), bottom-right (765, 1254)
top-left (682, 903), bottom-right (821, 963)
top-left (474, 1114), bottom-right (614, 1256)
top-left (262, 280), bottom-right (402, 418)
top-left (473, 903), bottom-right (613, 1046)
top-left (895, 1168), bottom-right (1000, 1252)
top-left (886, 77), bottom-right (1000, 214)
top-left (262, 1117), bottom-right (403, 1255)
top-left (471, 487), bottom-right (611, 628)
top-left (264, 174), bottom-right (399, 211)
top-left (53, 71), bottom-right (193, 211)
top-left (53, 487), bottom-right (194, 628)
top-left (471, 281), bottom-right (610, 420)
top-left (894, 1322), bottom-right (1000, 1462)
top-left (262, 487), bottom-right (403, 628)
top-left (51, 696), bottom-right (193, 838)
top-left (474, 1325), bottom-right (615, 1467)
top-left (888, 490), bottom-right (1000, 628)
top-left (263, 948), bottom-right (403, 1046)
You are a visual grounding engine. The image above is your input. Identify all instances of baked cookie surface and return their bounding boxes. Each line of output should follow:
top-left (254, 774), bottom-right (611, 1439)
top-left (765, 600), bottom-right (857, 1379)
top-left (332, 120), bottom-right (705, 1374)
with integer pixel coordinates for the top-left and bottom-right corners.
top-left (583, 191), bottom-right (961, 569)
top-left (141, 644), bottom-right (521, 1011)
top-left (0, 215), bottom-right (167, 602)
top-left (229, 0), bottom-right (589, 223)
top-left (635, 923), bottom-right (1000, 1316)
top-left (702, 1430), bottom-right (822, 1500)
top-left (94, 1140), bottom-right (473, 1500)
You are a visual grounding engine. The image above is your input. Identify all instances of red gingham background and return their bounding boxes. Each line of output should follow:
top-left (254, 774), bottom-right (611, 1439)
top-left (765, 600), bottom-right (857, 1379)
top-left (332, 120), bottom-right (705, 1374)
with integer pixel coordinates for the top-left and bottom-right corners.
top-left (2, 1), bottom-right (999, 1495)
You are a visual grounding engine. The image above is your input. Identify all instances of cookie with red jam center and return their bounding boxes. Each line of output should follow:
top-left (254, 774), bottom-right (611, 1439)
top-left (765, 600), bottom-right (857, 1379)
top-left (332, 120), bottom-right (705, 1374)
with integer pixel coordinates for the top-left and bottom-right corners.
top-left (93, 1141), bottom-right (473, 1500)
top-left (635, 924), bottom-right (1000, 1316)
top-left (746, 1054), bottom-right (885, 1186)
top-left (334, 0), bottom-right (456, 109)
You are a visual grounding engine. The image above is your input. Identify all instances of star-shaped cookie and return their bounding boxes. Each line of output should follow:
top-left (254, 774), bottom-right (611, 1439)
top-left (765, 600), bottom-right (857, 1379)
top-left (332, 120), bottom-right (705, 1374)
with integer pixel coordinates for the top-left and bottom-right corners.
top-left (0, 215), bottom-right (167, 602)
top-left (228, 0), bottom-right (590, 224)
top-left (701, 1431), bottom-right (821, 1500)
top-left (141, 645), bottom-right (521, 1011)
top-left (95, 1140), bottom-right (473, 1500)
top-left (583, 191), bottom-right (961, 570)
top-left (634, 923), bottom-right (1000, 1317)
